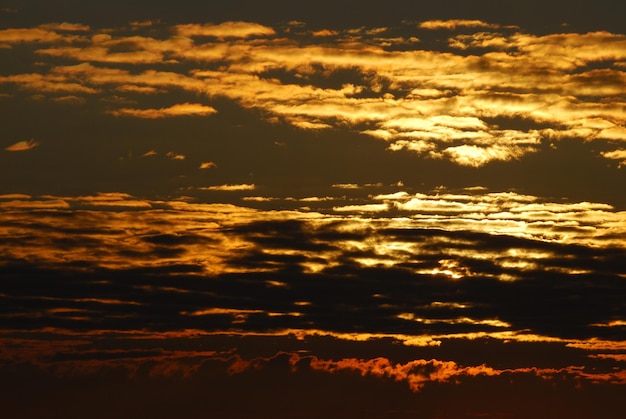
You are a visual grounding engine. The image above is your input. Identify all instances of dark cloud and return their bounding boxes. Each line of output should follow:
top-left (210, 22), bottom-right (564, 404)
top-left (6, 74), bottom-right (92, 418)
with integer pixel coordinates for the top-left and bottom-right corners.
top-left (2, 213), bottom-right (624, 340)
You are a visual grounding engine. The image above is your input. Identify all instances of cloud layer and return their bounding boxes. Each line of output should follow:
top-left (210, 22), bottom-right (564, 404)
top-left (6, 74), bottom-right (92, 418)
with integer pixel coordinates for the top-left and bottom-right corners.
top-left (1, 19), bottom-right (624, 167)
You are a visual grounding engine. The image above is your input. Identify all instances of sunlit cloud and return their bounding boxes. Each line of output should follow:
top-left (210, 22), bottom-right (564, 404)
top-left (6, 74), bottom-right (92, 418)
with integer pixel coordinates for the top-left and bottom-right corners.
top-left (333, 203), bottom-right (389, 213)
top-left (0, 198), bottom-right (69, 209)
top-left (311, 29), bottom-right (339, 37)
top-left (110, 103), bottom-right (217, 118)
top-left (332, 183), bottom-right (361, 189)
top-left (242, 196), bottom-right (278, 202)
top-left (200, 184), bottom-right (256, 191)
top-left (306, 356), bottom-right (500, 392)
top-left (165, 151), bottom-right (185, 160)
top-left (5, 138), bottom-right (39, 151)
top-left (175, 21), bottom-right (276, 38)
top-left (199, 161), bottom-right (217, 169)
top-left (38, 22), bottom-right (90, 32)
top-left (0, 193), bottom-right (31, 199)
top-left (1, 21), bottom-right (623, 167)
top-left (601, 149), bottom-right (626, 167)
top-left (0, 27), bottom-right (69, 43)
top-left (0, 72), bottom-right (99, 94)
top-left (418, 19), bottom-right (511, 30)
top-left (438, 143), bottom-right (534, 167)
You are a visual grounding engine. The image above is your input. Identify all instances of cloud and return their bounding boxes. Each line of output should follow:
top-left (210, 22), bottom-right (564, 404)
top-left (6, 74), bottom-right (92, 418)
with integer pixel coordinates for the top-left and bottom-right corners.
top-left (1, 21), bottom-right (625, 170)
top-left (37, 45), bottom-right (165, 64)
top-left (175, 21), bottom-right (276, 38)
top-left (5, 138), bottom-right (39, 151)
top-left (0, 28), bottom-right (68, 43)
top-left (199, 161), bottom-right (217, 169)
top-left (418, 19), bottom-right (510, 30)
top-left (0, 73), bottom-right (99, 94)
top-left (438, 143), bottom-right (534, 167)
top-left (601, 149), bottom-right (626, 167)
top-left (38, 22), bottom-right (90, 32)
top-left (306, 356), bottom-right (500, 392)
top-left (165, 151), bottom-right (185, 160)
top-left (0, 198), bottom-right (69, 209)
top-left (200, 184), bottom-right (255, 191)
top-left (110, 103), bottom-right (217, 118)
top-left (311, 29), bottom-right (339, 37)
top-left (333, 203), bottom-right (388, 213)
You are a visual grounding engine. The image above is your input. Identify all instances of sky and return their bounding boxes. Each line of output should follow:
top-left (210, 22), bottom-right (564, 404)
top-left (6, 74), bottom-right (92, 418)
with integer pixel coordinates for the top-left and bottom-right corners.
top-left (1, 1), bottom-right (625, 417)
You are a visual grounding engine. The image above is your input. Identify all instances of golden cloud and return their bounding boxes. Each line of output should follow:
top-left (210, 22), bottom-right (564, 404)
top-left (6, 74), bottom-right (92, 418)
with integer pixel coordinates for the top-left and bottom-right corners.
top-left (1, 21), bottom-right (625, 167)
top-left (175, 21), bottom-right (276, 38)
top-left (601, 149), bottom-right (626, 167)
top-left (200, 184), bottom-right (255, 191)
top-left (5, 138), bottom-right (39, 151)
top-left (199, 161), bottom-right (217, 169)
top-left (418, 19), bottom-right (510, 30)
top-left (165, 151), bottom-right (186, 160)
top-left (39, 22), bottom-right (90, 32)
top-left (439, 144), bottom-right (534, 167)
top-left (0, 28), bottom-right (69, 43)
top-left (110, 103), bottom-right (217, 118)
top-left (0, 73), bottom-right (99, 94)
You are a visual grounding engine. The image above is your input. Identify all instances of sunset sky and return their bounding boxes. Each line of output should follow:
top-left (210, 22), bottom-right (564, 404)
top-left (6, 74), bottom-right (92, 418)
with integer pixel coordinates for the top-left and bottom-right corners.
top-left (1, 1), bottom-right (626, 418)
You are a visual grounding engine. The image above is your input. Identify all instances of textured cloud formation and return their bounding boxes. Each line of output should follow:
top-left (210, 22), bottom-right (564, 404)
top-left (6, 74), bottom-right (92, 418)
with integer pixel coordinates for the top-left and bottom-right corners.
top-left (1, 20), bottom-right (624, 166)
top-left (1, 189), bottom-right (625, 417)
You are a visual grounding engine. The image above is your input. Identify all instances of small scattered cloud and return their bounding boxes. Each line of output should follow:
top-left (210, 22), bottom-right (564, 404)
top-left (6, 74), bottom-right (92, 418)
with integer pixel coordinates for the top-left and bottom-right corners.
top-left (311, 29), bottom-right (339, 37)
top-left (130, 20), bottom-right (159, 28)
top-left (200, 184), bottom-right (255, 191)
top-left (600, 149), bottom-right (626, 168)
top-left (39, 22), bottom-right (90, 32)
top-left (332, 183), bottom-right (361, 189)
top-left (199, 161), bottom-right (217, 169)
top-left (333, 203), bottom-right (389, 213)
top-left (0, 198), bottom-right (69, 209)
top-left (166, 151), bottom-right (185, 160)
top-left (50, 95), bottom-right (86, 104)
top-left (110, 103), bottom-right (217, 118)
top-left (0, 28), bottom-right (66, 43)
top-left (242, 196), bottom-right (278, 202)
top-left (5, 138), bottom-right (39, 151)
top-left (142, 150), bottom-right (158, 157)
top-left (0, 193), bottom-right (31, 199)
top-left (175, 21), bottom-right (275, 38)
top-left (418, 19), bottom-right (513, 30)
top-left (439, 144), bottom-right (534, 167)
top-left (115, 84), bottom-right (163, 94)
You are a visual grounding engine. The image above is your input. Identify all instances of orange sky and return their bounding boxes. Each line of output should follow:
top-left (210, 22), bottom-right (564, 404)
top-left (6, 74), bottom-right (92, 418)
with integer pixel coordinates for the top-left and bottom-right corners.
top-left (1, 1), bottom-right (625, 418)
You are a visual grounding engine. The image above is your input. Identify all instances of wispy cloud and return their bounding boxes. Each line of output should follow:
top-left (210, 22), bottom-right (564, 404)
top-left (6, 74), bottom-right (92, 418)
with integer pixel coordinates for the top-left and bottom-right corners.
top-left (110, 103), bottom-right (217, 118)
top-left (601, 149), bottom-right (626, 167)
top-left (175, 21), bottom-right (276, 38)
top-left (418, 19), bottom-right (512, 30)
top-left (165, 151), bottom-right (185, 160)
top-left (5, 138), bottom-right (39, 151)
top-left (199, 161), bottom-right (217, 169)
top-left (38, 22), bottom-right (90, 32)
top-left (200, 184), bottom-right (255, 191)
